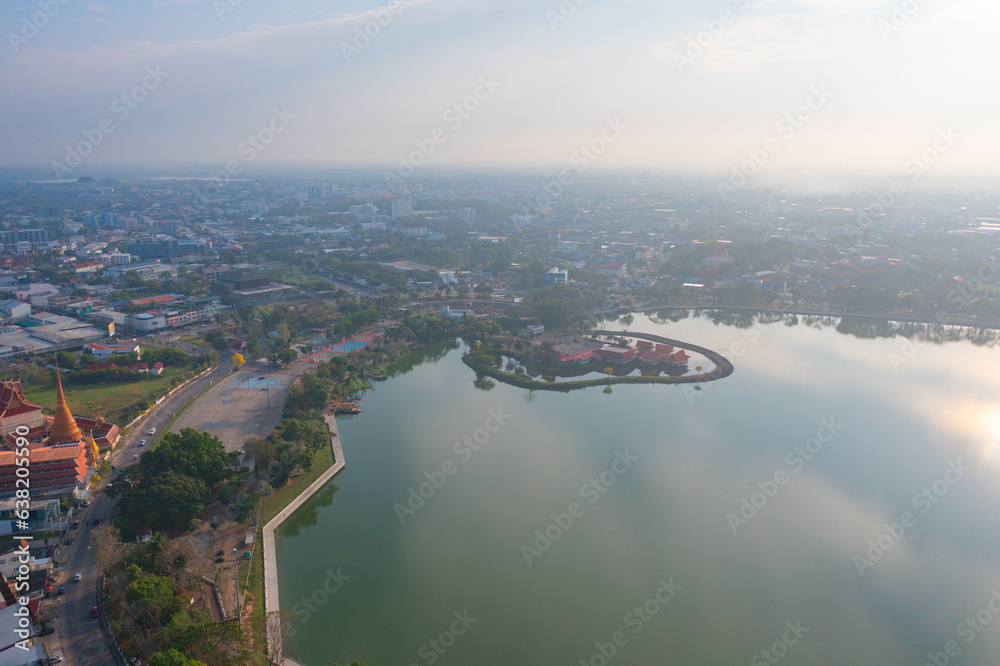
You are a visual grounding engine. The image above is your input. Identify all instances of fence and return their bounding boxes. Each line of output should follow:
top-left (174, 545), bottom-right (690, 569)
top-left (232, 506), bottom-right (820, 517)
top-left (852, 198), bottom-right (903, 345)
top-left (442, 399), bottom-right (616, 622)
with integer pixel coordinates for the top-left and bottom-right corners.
top-left (96, 572), bottom-right (128, 666)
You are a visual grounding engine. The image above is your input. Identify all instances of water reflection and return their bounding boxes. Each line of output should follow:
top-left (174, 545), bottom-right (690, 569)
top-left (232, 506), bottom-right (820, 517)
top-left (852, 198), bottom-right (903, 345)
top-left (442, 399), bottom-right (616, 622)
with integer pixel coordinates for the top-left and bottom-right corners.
top-left (278, 482), bottom-right (338, 538)
top-left (278, 312), bottom-right (1000, 665)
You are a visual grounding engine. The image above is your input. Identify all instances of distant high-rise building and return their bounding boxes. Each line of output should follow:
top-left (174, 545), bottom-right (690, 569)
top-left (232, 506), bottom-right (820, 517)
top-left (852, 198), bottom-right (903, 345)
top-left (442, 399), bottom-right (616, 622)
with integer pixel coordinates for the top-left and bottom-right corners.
top-left (544, 267), bottom-right (568, 286)
top-left (391, 198), bottom-right (413, 220)
top-left (159, 220), bottom-right (180, 236)
top-left (457, 207), bottom-right (476, 223)
top-left (350, 203), bottom-right (376, 216)
top-left (128, 239), bottom-right (181, 260)
top-left (307, 183), bottom-right (332, 199)
top-left (0, 229), bottom-right (48, 249)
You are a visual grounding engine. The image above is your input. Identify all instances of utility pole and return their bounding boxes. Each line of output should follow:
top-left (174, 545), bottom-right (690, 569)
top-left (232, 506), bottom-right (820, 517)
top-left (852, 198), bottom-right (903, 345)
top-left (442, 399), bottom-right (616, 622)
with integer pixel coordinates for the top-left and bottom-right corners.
top-left (233, 547), bottom-right (241, 630)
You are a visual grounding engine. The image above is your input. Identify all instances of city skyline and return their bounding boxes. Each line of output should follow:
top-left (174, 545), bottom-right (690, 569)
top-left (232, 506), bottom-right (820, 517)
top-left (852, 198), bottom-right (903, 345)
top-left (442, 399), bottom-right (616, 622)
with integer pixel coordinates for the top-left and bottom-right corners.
top-left (2, 0), bottom-right (999, 188)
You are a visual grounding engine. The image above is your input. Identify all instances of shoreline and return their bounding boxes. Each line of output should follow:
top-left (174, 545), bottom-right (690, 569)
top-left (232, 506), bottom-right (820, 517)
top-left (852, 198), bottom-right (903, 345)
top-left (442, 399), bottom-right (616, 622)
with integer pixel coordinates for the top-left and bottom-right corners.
top-left (467, 330), bottom-right (734, 392)
top-left (262, 413), bottom-right (346, 665)
top-left (630, 303), bottom-right (1000, 331)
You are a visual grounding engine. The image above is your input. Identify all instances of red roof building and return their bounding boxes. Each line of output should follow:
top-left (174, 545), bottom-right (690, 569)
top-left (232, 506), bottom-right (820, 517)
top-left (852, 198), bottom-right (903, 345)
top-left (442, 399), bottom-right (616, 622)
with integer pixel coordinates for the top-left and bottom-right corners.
top-left (0, 381), bottom-right (45, 437)
top-left (597, 261), bottom-right (626, 276)
top-left (598, 346), bottom-right (638, 363)
top-left (556, 349), bottom-right (599, 364)
top-left (126, 294), bottom-right (176, 308)
top-left (0, 444), bottom-right (87, 494)
top-left (703, 246), bottom-right (735, 266)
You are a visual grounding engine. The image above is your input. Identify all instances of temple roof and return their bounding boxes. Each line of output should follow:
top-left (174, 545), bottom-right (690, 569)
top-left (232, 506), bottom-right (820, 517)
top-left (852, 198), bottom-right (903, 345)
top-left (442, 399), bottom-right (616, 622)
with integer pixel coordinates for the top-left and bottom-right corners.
top-left (0, 381), bottom-right (42, 419)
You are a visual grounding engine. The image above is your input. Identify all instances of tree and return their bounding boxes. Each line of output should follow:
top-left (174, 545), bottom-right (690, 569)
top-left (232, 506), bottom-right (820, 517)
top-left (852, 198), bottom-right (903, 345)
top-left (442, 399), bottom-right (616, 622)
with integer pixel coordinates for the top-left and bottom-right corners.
top-left (232, 352), bottom-right (245, 369)
top-left (91, 524), bottom-right (125, 574)
top-left (149, 650), bottom-right (207, 666)
top-left (55, 351), bottom-right (77, 370)
top-left (140, 428), bottom-right (233, 488)
top-left (116, 472), bottom-right (209, 533)
top-left (127, 574), bottom-right (180, 625)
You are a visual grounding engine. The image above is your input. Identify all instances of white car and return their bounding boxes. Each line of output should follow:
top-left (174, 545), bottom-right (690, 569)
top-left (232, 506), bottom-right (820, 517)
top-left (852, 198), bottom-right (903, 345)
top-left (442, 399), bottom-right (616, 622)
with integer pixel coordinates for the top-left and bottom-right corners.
top-left (147, 427), bottom-right (156, 435)
top-left (73, 573), bottom-right (81, 582)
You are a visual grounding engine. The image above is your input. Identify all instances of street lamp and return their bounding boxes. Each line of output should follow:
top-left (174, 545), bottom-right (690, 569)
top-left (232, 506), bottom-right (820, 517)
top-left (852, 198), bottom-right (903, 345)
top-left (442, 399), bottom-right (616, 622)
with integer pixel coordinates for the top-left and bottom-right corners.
top-left (233, 547), bottom-right (241, 630)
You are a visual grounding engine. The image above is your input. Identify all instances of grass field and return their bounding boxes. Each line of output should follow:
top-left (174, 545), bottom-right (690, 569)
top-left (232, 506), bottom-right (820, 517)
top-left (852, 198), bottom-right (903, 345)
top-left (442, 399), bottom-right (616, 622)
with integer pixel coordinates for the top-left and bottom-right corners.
top-left (252, 423), bottom-right (336, 661)
top-left (262, 436), bottom-right (334, 523)
top-left (6, 366), bottom-right (197, 426)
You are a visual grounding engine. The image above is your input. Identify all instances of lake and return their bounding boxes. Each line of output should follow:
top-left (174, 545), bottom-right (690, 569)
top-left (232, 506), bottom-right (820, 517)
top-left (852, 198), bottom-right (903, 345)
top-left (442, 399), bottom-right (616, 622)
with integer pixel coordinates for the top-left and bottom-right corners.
top-left (276, 311), bottom-right (1000, 665)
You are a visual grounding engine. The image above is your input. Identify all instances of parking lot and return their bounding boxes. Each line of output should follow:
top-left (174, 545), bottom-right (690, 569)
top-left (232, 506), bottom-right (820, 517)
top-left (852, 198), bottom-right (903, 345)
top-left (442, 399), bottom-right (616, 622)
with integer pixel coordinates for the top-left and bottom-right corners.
top-left (170, 362), bottom-right (310, 451)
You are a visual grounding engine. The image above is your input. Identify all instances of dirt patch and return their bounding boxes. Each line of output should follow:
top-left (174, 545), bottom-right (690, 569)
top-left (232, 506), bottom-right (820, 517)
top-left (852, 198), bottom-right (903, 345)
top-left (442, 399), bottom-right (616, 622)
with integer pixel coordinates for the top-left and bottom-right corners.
top-left (172, 362), bottom-right (314, 452)
top-left (175, 502), bottom-right (256, 621)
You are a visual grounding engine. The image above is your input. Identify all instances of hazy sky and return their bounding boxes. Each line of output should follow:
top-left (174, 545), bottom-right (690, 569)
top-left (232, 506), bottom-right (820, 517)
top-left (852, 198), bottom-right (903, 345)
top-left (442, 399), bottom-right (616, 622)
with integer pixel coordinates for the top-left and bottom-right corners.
top-left (2, 0), bottom-right (998, 180)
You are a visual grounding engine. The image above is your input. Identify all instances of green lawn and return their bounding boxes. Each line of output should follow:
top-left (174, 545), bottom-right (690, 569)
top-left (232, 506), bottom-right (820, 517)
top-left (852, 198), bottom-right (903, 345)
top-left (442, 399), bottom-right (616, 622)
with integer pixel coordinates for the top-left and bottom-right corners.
top-left (9, 366), bottom-right (197, 426)
top-left (244, 427), bottom-right (336, 661)
top-left (262, 441), bottom-right (334, 523)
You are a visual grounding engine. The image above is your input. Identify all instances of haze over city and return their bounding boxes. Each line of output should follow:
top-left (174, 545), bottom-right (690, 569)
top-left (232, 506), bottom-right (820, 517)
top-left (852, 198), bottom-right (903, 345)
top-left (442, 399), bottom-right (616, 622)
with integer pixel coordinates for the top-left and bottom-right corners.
top-left (3, 0), bottom-right (1000, 188)
top-left (4, 1), bottom-right (1000, 665)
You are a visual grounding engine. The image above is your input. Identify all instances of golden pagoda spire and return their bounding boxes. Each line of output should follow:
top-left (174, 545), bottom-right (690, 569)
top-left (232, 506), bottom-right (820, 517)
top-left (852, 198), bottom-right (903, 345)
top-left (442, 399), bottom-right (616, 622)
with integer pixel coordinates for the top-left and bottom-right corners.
top-left (88, 431), bottom-right (100, 467)
top-left (47, 363), bottom-right (83, 445)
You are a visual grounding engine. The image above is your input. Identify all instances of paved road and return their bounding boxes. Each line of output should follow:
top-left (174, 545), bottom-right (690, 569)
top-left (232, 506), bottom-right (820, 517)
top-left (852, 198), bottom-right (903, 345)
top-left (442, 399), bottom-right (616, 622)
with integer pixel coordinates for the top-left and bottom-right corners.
top-left (53, 362), bottom-right (232, 666)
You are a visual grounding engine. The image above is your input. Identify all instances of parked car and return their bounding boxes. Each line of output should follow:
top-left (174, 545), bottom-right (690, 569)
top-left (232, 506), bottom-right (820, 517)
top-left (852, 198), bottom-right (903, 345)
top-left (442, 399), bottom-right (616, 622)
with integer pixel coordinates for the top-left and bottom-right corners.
top-left (92, 517), bottom-right (101, 525)
top-left (64, 537), bottom-right (73, 546)
top-left (57, 586), bottom-right (64, 595)
top-left (38, 626), bottom-right (54, 636)
top-left (90, 606), bottom-right (98, 618)
top-left (73, 573), bottom-right (81, 582)
top-left (71, 520), bottom-right (79, 529)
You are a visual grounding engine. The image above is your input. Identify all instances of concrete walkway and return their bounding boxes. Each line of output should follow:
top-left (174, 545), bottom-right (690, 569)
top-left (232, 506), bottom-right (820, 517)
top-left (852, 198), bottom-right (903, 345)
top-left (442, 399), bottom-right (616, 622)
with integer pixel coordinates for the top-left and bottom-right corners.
top-left (262, 414), bottom-right (345, 665)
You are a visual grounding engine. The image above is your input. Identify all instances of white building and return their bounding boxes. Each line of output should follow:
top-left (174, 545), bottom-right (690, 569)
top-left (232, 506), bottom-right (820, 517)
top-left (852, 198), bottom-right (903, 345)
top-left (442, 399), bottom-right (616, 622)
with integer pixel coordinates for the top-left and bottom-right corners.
top-left (85, 342), bottom-right (141, 359)
top-left (0, 602), bottom-right (48, 665)
top-left (126, 312), bottom-right (166, 333)
top-left (14, 284), bottom-right (60, 307)
top-left (0, 301), bottom-right (30, 322)
top-left (391, 198), bottom-right (413, 220)
top-left (100, 252), bottom-right (131, 266)
top-left (350, 203), bottom-right (377, 216)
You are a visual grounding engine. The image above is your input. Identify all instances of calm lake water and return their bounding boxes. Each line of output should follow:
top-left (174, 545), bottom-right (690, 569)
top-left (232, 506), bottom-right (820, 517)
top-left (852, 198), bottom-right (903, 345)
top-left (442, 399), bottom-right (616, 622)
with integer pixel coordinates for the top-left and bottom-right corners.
top-left (276, 312), bottom-right (1000, 665)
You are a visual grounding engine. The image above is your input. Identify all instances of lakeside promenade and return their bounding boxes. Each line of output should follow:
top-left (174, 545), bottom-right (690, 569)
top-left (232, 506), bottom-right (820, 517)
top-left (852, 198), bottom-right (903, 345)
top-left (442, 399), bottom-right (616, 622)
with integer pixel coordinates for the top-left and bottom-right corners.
top-left (262, 413), bottom-right (346, 665)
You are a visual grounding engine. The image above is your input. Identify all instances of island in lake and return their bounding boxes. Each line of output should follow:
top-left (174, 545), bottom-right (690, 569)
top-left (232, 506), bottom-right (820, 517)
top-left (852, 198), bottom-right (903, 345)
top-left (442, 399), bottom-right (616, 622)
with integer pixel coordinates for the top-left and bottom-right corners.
top-left (464, 328), bottom-right (734, 392)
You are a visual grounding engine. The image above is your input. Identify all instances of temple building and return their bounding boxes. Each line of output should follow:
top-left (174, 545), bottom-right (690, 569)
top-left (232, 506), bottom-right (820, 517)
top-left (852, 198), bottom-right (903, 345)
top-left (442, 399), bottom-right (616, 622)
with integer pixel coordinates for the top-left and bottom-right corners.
top-left (0, 372), bottom-right (113, 498)
top-left (0, 382), bottom-right (45, 437)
